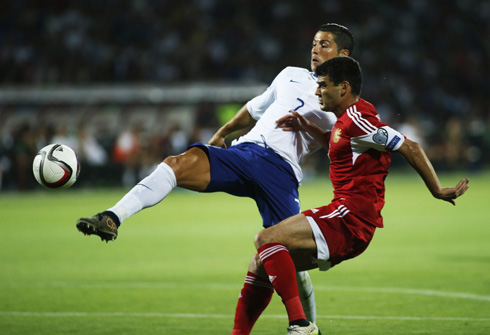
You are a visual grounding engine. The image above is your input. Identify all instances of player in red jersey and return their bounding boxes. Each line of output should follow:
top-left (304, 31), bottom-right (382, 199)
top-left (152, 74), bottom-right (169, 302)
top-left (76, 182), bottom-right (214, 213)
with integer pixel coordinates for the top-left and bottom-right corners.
top-left (231, 56), bottom-right (470, 335)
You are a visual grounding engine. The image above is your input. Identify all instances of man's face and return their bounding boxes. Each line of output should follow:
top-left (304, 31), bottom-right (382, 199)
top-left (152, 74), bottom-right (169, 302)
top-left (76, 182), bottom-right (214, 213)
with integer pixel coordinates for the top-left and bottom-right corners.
top-left (315, 75), bottom-right (342, 113)
top-left (311, 31), bottom-right (342, 72)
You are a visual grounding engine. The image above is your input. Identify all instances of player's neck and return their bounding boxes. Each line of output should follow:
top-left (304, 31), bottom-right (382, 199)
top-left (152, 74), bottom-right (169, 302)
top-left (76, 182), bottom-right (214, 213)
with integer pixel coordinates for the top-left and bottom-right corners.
top-left (334, 96), bottom-right (360, 117)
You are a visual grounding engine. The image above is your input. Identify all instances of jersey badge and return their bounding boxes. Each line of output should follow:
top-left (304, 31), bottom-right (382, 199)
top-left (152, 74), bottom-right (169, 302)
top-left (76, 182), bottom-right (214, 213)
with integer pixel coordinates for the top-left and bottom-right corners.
top-left (373, 128), bottom-right (388, 145)
top-left (333, 128), bottom-right (342, 143)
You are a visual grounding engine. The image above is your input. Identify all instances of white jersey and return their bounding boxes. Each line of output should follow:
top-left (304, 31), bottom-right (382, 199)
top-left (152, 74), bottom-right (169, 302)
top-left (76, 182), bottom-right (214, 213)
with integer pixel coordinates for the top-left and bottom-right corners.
top-left (232, 66), bottom-right (336, 183)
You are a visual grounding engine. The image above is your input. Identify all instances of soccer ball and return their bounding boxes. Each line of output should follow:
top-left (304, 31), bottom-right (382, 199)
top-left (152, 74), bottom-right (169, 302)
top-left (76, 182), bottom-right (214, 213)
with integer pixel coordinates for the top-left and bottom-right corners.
top-left (33, 144), bottom-right (80, 190)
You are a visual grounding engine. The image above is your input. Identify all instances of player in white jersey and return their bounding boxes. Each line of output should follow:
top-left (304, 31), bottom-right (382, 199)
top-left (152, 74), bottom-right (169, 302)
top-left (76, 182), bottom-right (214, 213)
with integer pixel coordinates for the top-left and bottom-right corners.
top-left (76, 23), bottom-right (354, 331)
top-left (234, 66), bottom-right (334, 183)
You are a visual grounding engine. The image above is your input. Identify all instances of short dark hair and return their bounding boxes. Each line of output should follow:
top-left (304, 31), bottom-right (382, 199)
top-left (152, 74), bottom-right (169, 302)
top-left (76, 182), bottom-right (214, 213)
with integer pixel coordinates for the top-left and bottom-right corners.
top-left (315, 57), bottom-right (363, 96)
top-left (318, 23), bottom-right (354, 56)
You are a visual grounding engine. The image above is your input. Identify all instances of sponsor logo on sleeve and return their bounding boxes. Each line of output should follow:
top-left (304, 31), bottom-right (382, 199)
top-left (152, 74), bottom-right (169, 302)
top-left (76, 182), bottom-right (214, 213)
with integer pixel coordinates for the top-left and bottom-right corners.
top-left (372, 128), bottom-right (388, 145)
top-left (387, 135), bottom-right (401, 151)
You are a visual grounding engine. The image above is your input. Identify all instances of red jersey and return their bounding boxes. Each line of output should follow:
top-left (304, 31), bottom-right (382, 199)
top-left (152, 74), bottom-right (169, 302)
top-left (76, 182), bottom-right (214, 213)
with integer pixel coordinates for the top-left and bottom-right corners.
top-left (328, 98), bottom-right (405, 227)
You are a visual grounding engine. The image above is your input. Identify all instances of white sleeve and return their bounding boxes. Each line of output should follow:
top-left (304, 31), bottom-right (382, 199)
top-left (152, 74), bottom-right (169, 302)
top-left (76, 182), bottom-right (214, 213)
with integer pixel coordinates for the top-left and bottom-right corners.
top-left (246, 70), bottom-right (284, 120)
top-left (352, 126), bottom-right (405, 152)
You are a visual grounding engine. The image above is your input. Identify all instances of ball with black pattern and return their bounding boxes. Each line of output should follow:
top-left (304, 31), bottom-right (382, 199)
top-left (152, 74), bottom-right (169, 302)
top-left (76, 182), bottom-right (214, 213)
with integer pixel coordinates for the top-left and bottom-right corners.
top-left (32, 144), bottom-right (80, 190)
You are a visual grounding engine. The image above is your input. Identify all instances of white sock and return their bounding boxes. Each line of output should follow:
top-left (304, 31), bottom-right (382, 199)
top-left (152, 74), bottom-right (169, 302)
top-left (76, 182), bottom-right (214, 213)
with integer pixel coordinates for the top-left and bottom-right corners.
top-left (108, 162), bottom-right (177, 224)
top-left (297, 271), bottom-right (317, 323)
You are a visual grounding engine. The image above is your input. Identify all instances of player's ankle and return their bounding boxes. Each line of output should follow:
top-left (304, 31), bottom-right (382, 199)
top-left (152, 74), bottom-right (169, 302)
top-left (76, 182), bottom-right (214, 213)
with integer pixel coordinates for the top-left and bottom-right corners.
top-left (289, 318), bottom-right (309, 327)
top-left (102, 211), bottom-right (121, 227)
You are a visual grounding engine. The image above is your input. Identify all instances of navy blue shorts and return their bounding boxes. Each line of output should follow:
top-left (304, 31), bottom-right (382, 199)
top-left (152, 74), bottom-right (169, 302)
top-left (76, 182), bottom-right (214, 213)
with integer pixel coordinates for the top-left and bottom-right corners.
top-left (188, 142), bottom-right (300, 227)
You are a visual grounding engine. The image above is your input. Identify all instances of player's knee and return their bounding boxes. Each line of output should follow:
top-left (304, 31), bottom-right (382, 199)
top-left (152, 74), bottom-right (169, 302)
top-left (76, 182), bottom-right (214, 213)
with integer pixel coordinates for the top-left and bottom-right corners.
top-left (163, 155), bottom-right (187, 182)
top-left (163, 149), bottom-right (210, 190)
top-left (163, 148), bottom-right (206, 172)
top-left (163, 153), bottom-right (191, 177)
top-left (163, 155), bottom-right (178, 169)
top-left (254, 229), bottom-right (273, 249)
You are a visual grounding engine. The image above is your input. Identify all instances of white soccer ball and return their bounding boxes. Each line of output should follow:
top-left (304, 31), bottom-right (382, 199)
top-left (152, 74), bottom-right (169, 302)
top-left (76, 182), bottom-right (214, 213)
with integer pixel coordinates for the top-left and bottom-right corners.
top-left (32, 144), bottom-right (80, 190)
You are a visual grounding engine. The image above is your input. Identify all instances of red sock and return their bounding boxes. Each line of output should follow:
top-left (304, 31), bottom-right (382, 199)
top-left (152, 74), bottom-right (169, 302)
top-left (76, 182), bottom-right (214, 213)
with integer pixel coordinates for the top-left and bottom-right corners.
top-left (231, 272), bottom-right (274, 335)
top-left (258, 243), bottom-right (306, 323)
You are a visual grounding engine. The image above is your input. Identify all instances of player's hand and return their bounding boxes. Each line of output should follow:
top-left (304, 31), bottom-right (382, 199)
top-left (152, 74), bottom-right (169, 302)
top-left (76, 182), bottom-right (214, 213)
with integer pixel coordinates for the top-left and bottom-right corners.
top-left (276, 110), bottom-right (309, 132)
top-left (208, 133), bottom-right (227, 148)
top-left (435, 178), bottom-right (470, 206)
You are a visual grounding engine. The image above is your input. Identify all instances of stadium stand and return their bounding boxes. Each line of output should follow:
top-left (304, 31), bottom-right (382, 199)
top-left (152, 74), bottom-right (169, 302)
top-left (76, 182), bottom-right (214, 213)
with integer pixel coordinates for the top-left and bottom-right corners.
top-left (0, 0), bottom-right (488, 190)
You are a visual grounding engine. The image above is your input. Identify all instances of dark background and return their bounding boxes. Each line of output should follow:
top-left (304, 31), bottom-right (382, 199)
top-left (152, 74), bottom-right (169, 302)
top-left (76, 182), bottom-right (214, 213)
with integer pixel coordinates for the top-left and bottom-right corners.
top-left (1, 0), bottom-right (488, 190)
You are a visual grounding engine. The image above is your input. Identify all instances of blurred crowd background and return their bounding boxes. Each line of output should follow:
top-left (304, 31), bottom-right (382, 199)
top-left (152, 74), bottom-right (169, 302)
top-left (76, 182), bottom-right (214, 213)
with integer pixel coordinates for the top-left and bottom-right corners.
top-left (0, 0), bottom-right (489, 191)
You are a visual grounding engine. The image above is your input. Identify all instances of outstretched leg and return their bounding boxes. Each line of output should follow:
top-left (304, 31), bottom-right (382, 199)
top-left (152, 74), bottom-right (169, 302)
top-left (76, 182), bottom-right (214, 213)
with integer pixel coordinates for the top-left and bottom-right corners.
top-left (109, 147), bottom-right (211, 223)
top-left (76, 147), bottom-right (210, 240)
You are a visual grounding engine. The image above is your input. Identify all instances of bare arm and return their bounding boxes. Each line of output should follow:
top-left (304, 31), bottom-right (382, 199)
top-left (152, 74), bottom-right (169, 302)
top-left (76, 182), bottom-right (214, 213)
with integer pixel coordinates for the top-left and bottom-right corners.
top-left (276, 110), bottom-right (331, 150)
top-left (208, 104), bottom-right (257, 148)
top-left (396, 138), bottom-right (469, 205)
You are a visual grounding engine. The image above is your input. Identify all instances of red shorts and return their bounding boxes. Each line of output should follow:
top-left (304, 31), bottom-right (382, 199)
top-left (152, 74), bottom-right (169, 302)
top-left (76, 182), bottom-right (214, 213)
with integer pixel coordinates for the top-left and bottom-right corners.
top-left (302, 197), bottom-right (378, 269)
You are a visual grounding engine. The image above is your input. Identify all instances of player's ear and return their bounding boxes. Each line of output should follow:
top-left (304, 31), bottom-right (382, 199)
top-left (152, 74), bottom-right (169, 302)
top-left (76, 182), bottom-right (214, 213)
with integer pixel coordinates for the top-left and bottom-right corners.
top-left (340, 81), bottom-right (349, 96)
top-left (339, 49), bottom-right (350, 57)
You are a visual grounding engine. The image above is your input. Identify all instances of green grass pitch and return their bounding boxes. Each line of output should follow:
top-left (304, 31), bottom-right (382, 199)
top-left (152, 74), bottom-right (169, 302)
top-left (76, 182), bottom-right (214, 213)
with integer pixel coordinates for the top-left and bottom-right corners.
top-left (0, 170), bottom-right (489, 334)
